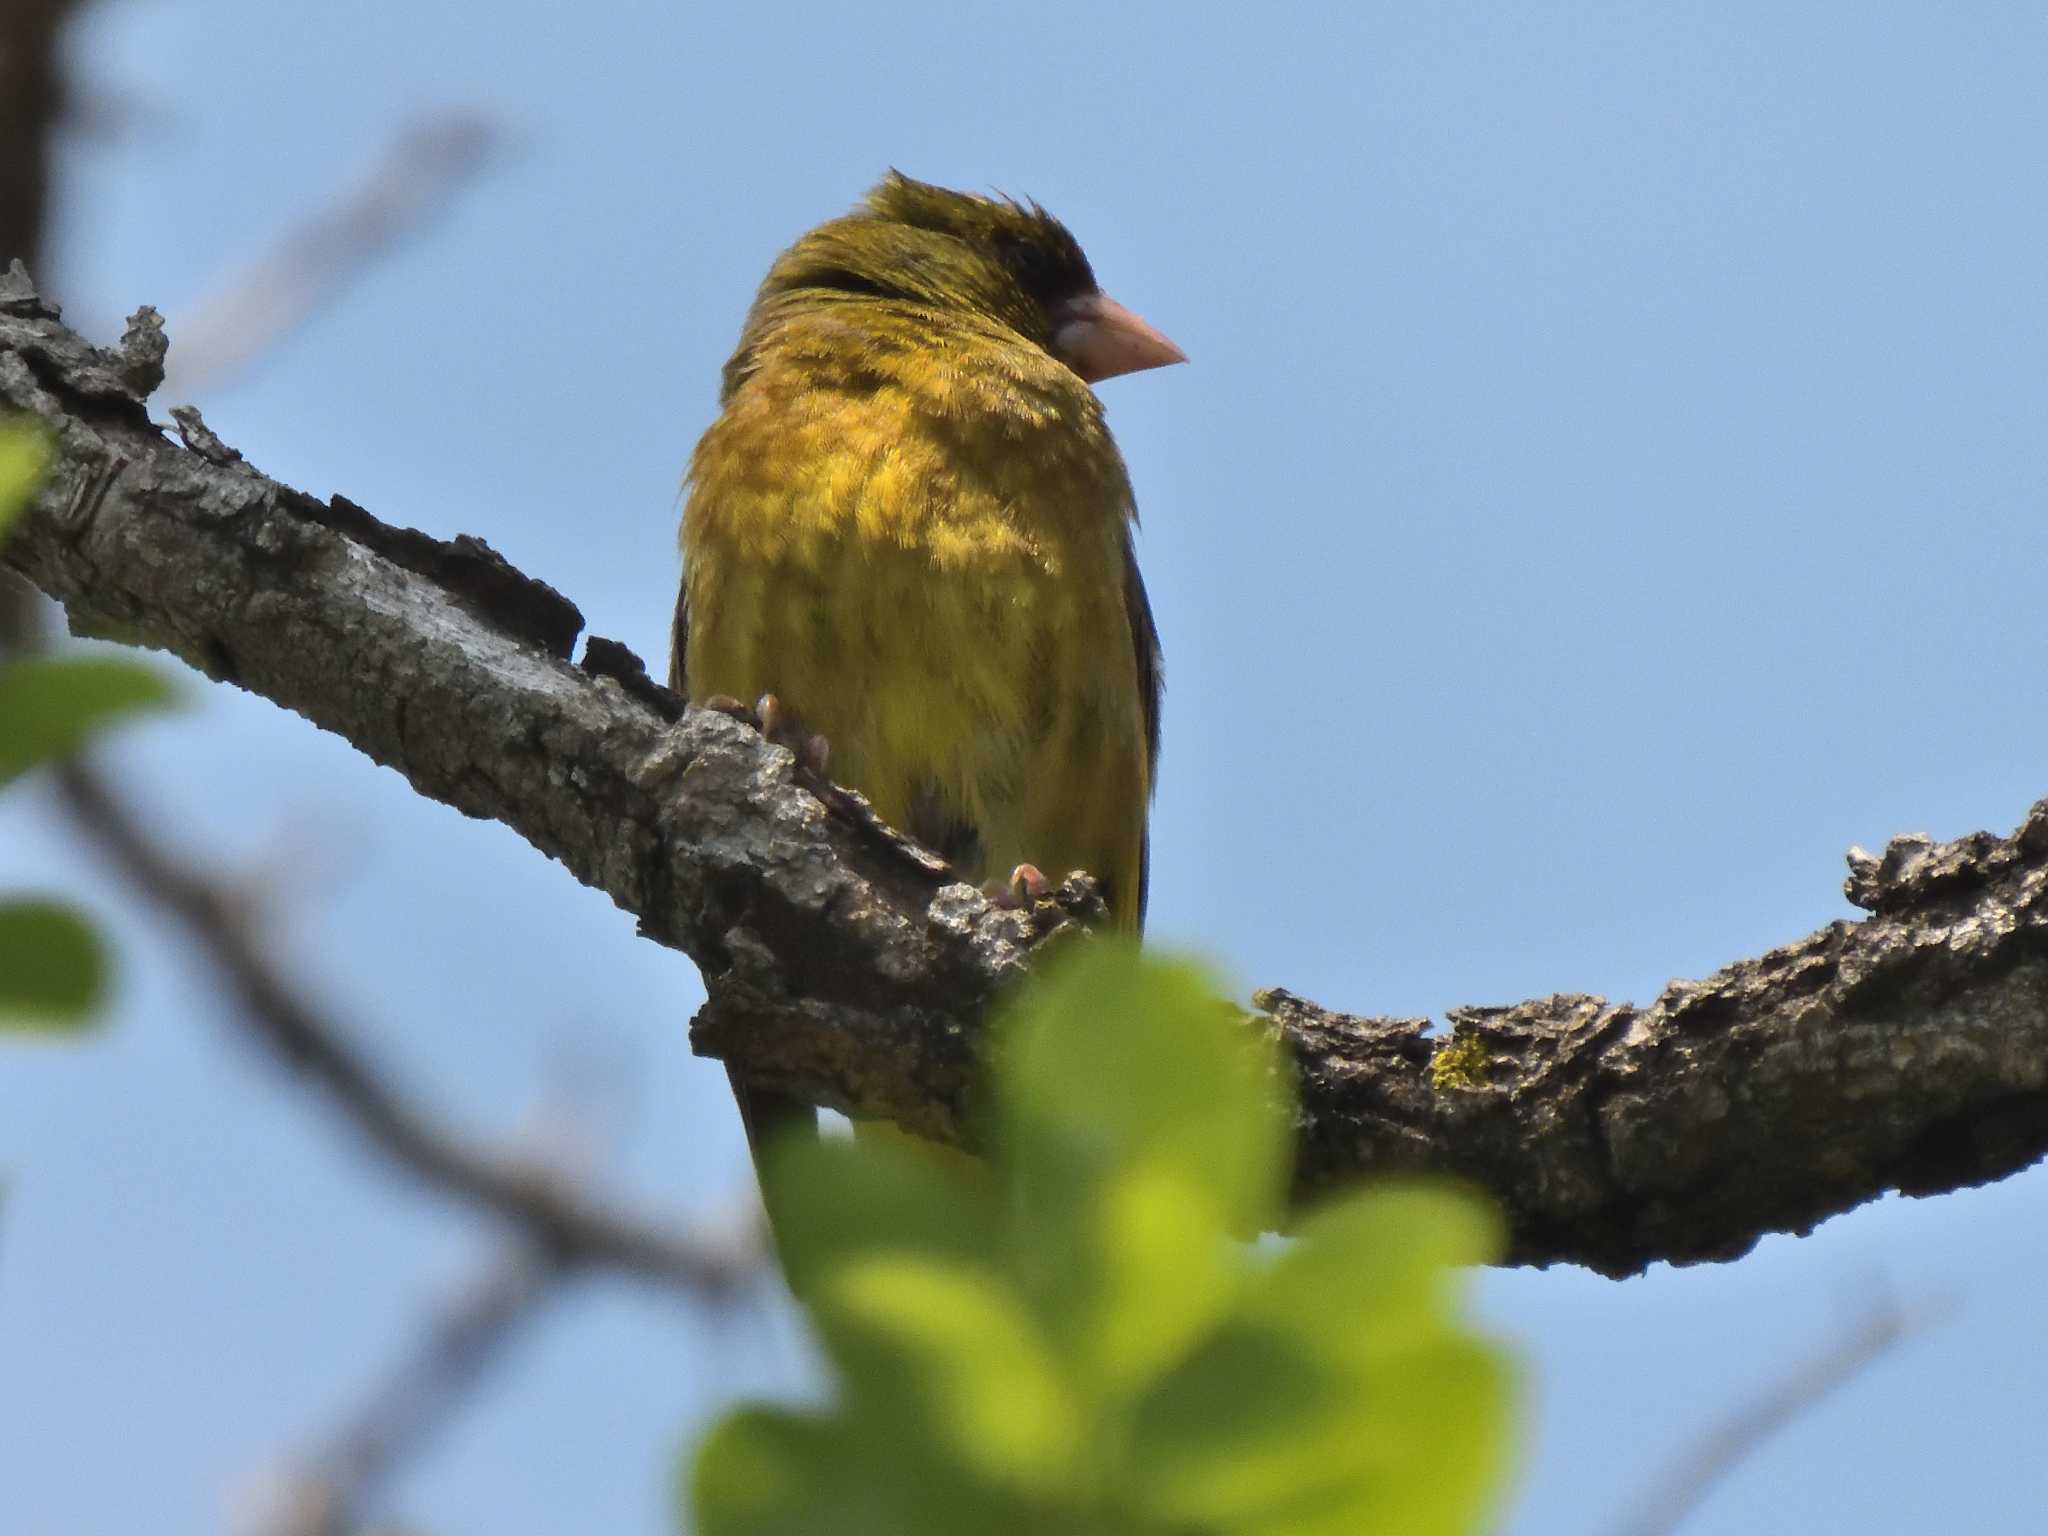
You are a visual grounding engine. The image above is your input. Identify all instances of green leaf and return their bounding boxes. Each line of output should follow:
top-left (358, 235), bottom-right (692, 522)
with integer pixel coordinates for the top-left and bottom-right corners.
top-left (811, 1253), bottom-right (1080, 1494)
top-left (1071, 1164), bottom-right (1241, 1399)
top-left (1245, 1334), bottom-right (1514, 1536)
top-left (1303, 1338), bottom-right (1513, 1536)
top-left (0, 421), bottom-right (49, 542)
top-left (1126, 1182), bottom-right (1512, 1536)
top-left (1246, 1181), bottom-right (1505, 1354)
top-left (762, 1130), bottom-right (998, 1302)
top-left (690, 1409), bottom-right (846, 1536)
top-left (691, 1407), bottom-right (1052, 1536)
top-left (998, 943), bottom-right (1287, 1238)
top-left (1124, 1314), bottom-right (1367, 1521)
top-left (687, 948), bottom-right (1519, 1536)
top-left (1245, 1185), bottom-right (1511, 1536)
top-left (1133, 1323), bottom-right (1512, 1536)
top-left (994, 943), bottom-right (1289, 1394)
top-left (0, 899), bottom-right (107, 1031)
top-left (0, 654), bottom-right (179, 782)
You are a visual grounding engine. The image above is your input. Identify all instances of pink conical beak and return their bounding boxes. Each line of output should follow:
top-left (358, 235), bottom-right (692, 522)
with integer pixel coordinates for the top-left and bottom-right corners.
top-left (1051, 292), bottom-right (1187, 383)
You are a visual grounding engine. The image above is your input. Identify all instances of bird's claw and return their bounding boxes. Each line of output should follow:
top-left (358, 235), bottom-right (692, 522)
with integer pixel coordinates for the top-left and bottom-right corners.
top-left (702, 692), bottom-right (830, 776)
top-left (983, 862), bottom-right (1053, 911)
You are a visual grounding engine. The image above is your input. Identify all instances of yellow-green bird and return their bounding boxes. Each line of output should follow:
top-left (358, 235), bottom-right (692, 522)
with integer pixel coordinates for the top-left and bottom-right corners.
top-left (673, 171), bottom-right (1183, 1165)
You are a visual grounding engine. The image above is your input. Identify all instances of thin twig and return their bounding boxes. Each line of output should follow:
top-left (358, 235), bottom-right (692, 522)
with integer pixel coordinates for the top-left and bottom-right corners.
top-left (49, 755), bottom-right (759, 1294)
top-left (245, 1243), bottom-right (568, 1536)
top-left (1610, 1300), bottom-right (1928, 1536)
top-left (161, 108), bottom-right (506, 396)
top-left (325, 1245), bottom-right (558, 1498)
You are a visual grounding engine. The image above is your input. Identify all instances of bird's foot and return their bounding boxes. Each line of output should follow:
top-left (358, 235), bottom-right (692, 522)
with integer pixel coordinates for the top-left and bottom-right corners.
top-left (982, 862), bottom-right (1053, 912)
top-left (702, 692), bottom-right (830, 776)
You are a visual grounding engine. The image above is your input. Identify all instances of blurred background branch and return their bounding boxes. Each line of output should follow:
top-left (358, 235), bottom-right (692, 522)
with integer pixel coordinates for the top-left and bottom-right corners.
top-left (1613, 1299), bottom-right (1927, 1536)
top-left (3, 16), bottom-right (757, 1528)
top-left (238, 1243), bottom-right (567, 1536)
top-left (0, 0), bottom-right (86, 280)
top-left (161, 108), bottom-right (507, 398)
top-left (0, 0), bottom-right (86, 644)
top-left (50, 753), bottom-right (760, 1294)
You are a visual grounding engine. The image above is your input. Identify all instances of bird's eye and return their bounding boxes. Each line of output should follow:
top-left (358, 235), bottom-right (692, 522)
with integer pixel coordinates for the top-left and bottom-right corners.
top-left (995, 235), bottom-right (1092, 311)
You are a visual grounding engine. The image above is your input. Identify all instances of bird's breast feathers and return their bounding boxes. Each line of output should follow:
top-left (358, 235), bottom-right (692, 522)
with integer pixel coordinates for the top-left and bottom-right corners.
top-left (679, 317), bottom-right (1149, 902)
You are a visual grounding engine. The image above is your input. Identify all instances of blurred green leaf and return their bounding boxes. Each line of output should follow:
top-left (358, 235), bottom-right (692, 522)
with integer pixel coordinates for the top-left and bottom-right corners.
top-left (0, 654), bottom-right (179, 782)
top-left (0, 898), bottom-right (107, 1031)
top-left (995, 942), bottom-right (1288, 1400)
top-left (764, 1130), bottom-right (999, 1300)
top-left (814, 1253), bottom-right (1079, 1493)
top-left (1126, 1314), bottom-right (1367, 1522)
top-left (688, 945), bottom-right (1516, 1536)
top-left (998, 942), bottom-right (1288, 1243)
top-left (0, 428), bottom-right (125, 1039)
top-left (0, 421), bottom-right (48, 542)
top-left (1129, 1184), bottom-right (1511, 1536)
top-left (692, 1407), bottom-right (1052, 1536)
top-left (1071, 1164), bottom-right (1241, 1399)
top-left (691, 1409), bottom-right (844, 1536)
top-left (1244, 1181), bottom-right (1504, 1351)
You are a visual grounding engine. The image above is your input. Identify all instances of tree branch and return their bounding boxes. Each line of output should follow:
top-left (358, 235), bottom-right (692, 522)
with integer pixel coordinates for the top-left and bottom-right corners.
top-left (6, 277), bottom-right (2046, 1278)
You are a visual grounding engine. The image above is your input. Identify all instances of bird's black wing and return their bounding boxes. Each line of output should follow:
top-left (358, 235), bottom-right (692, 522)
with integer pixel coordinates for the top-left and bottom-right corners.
top-left (1123, 531), bottom-right (1164, 932)
top-left (667, 583), bottom-right (689, 695)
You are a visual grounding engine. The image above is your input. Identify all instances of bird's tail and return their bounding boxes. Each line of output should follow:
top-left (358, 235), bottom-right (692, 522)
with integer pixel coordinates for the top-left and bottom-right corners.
top-left (728, 1068), bottom-right (816, 1261)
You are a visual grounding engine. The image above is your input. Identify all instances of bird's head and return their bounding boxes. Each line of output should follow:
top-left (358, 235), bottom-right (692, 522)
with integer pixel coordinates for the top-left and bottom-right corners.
top-left (747, 171), bottom-right (1186, 385)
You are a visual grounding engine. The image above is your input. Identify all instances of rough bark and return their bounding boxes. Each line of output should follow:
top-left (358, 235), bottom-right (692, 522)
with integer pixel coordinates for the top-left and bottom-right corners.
top-left (5, 279), bottom-right (2045, 1277)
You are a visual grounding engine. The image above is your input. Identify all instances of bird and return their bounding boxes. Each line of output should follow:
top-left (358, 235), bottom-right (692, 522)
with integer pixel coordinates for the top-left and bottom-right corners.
top-left (673, 170), bottom-right (1183, 1183)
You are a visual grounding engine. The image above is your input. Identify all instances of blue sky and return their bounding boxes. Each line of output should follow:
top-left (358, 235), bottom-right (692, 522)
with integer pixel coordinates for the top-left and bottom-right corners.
top-left (4, 3), bottom-right (2045, 1532)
